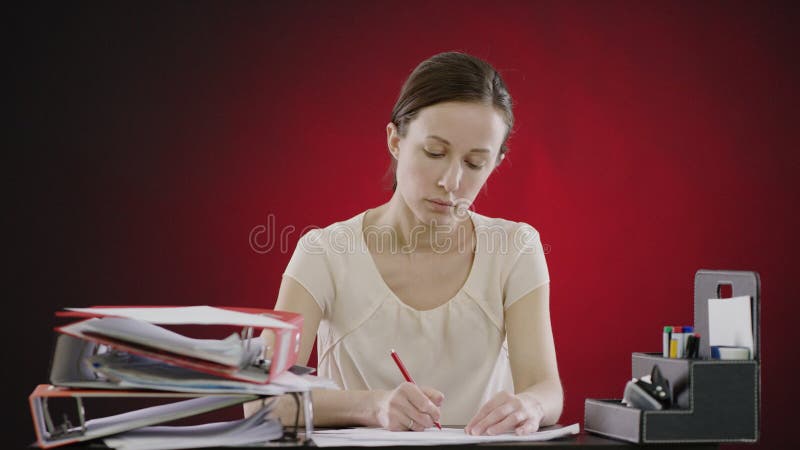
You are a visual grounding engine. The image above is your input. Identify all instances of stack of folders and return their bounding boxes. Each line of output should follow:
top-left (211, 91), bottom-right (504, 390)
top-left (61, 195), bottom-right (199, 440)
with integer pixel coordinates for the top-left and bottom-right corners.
top-left (29, 305), bottom-right (338, 449)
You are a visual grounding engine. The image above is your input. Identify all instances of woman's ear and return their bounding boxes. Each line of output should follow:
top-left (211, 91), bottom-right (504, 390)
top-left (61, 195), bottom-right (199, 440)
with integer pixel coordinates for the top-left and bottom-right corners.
top-left (495, 152), bottom-right (505, 167)
top-left (386, 122), bottom-right (400, 159)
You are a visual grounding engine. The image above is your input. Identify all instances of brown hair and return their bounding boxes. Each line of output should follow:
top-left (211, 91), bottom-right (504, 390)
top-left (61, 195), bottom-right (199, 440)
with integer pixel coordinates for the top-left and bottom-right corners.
top-left (386, 51), bottom-right (514, 190)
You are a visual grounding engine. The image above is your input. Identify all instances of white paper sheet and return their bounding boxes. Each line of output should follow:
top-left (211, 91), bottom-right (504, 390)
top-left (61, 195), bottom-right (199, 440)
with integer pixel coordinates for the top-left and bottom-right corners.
top-left (708, 295), bottom-right (754, 358)
top-left (84, 395), bottom-right (257, 440)
top-left (270, 370), bottom-right (342, 391)
top-left (67, 305), bottom-right (296, 329)
top-left (310, 423), bottom-right (580, 447)
top-left (103, 404), bottom-right (282, 450)
top-left (89, 351), bottom-right (338, 395)
top-left (82, 317), bottom-right (257, 367)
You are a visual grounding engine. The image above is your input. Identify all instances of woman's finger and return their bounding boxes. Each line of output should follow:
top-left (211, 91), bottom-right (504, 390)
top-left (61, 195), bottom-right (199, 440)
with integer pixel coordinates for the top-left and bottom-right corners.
top-left (402, 383), bottom-right (440, 420)
top-left (469, 402), bottom-right (514, 435)
top-left (485, 410), bottom-right (527, 435)
top-left (420, 386), bottom-right (445, 407)
top-left (514, 418), bottom-right (541, 435)
top-left (385, 408), bottom-right (414, 432)
top-left (465, 392), bottom-right (509, 432)
top-left (398, 395), bottom-right (435, 429)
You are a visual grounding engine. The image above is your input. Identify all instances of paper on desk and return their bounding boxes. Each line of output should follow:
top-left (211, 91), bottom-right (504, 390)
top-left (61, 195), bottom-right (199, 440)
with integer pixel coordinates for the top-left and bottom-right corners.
top-left (81, 317), bottom-right (259, 368)
top-left (708, 295), bottom-right (754, 358)
top-left (67, 305), bottom-right (296, 329)
top-left (270, 369), bottom-right (342, 391)
top-left (103, 403), bottom-right (282, 450)
top-left (311, 423), bottom-right (580, 447)
top-left (90, 351), bottom-right (340, 394)
top-left (89, 351), bottom-right (286, 395)
top-left (82, 395), bottom-right (258, 443)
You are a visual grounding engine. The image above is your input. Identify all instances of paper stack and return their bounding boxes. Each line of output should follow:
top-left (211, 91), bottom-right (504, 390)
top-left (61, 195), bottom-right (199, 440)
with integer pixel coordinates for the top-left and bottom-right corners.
top-left (29, 306), bottom-right (334, 449)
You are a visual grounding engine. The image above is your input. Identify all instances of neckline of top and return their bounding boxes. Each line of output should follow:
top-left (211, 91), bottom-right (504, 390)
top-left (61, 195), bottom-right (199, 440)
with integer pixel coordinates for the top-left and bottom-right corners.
top-left (356, 209), bottom-right (481, 313)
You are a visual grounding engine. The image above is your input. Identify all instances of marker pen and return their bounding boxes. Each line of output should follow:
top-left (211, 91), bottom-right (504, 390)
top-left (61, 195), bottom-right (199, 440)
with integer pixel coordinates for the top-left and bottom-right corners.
top-left (669, 328), bottom-right (679, 358)
top-left (674, 326), bottom-right (686, 358)
top-left (662, 326), bottom-right (672, 357)
top-left (685, 333), bottom-right (700, 359)
top-left (693, 333), bottom-right (701, 358)
top-left (681, 326), bottom-right (694, 358)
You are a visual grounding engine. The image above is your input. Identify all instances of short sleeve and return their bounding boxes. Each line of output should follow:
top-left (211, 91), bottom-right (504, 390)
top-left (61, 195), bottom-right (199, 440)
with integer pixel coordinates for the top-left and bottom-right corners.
top-left (282, 229), bottom-right (336, 316)
top-left (502, 224), bottom-right (550, 310)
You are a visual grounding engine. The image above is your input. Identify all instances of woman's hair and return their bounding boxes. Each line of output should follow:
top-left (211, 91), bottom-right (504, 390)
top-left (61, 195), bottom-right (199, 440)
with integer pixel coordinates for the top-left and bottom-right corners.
top-left (386, 51), bottom-right (514, 191)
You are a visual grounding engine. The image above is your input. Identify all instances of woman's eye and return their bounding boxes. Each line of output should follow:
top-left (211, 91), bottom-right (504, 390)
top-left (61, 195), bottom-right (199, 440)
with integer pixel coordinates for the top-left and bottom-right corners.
top-left (423, 149), bottom-right (445, 158)
top-left (423, 148), bottom-right (484, 170)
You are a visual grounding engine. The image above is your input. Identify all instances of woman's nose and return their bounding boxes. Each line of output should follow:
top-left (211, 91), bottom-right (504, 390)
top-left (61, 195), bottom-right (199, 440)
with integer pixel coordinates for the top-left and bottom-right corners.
top-left (437, 161), bottom-right (463, 192)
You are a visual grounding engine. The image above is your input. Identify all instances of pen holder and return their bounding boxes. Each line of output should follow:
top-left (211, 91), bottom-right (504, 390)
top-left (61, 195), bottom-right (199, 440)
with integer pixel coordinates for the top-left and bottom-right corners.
top-left (585, 353), bottom-right (759, 443)
top-left (584, 270), bottom-right (761, 444)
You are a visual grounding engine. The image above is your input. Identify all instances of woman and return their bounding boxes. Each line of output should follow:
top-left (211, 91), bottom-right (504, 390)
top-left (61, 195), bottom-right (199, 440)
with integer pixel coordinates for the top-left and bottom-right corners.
top-left (246, 51), bottom-right (562, 436)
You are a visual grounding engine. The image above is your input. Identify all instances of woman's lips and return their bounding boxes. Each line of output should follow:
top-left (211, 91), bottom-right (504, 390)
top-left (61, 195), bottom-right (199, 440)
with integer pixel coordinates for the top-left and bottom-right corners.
top-left (428, 199), bottom-right (454, 207)
top-left (426, 199), bottom-right (454, 212)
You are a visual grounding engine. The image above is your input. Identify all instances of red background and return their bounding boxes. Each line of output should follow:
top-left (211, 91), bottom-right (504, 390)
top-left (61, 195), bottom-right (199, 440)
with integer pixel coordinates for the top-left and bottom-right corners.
top-left (11, 1), bottom-right (798, 448)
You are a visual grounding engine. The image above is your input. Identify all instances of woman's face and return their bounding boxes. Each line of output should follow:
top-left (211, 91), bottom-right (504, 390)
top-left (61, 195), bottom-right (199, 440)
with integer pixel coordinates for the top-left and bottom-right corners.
top-left (388, 101), bottom-right (507, 226)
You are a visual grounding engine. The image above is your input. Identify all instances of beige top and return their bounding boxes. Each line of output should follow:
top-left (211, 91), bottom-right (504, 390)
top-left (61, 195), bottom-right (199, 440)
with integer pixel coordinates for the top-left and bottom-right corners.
top-left (283, 209), bottom-right (550, 425)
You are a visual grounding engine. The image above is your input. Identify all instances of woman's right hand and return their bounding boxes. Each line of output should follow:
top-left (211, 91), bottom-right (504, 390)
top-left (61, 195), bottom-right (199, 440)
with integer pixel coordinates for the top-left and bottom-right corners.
top-left (374, 382), bottom-right (444, 431)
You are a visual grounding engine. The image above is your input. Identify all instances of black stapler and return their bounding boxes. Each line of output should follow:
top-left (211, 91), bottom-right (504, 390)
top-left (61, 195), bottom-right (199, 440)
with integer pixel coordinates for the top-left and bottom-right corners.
top-left (622, 365), bottom-right (672, 410)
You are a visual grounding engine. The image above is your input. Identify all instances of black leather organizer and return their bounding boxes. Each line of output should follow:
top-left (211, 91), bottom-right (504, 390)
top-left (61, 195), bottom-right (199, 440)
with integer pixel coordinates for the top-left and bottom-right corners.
top-left (584, 270), bottom-right (760, 443)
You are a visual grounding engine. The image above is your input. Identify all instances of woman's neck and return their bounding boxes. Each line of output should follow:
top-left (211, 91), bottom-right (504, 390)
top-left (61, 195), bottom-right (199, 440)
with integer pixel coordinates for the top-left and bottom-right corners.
top-left (366, 192), bottom-right (473, 254)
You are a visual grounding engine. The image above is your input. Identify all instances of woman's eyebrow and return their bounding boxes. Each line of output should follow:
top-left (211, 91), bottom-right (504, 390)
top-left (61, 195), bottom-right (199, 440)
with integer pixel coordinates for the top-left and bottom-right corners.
top-left (426, 135), bottom-right (491, 153)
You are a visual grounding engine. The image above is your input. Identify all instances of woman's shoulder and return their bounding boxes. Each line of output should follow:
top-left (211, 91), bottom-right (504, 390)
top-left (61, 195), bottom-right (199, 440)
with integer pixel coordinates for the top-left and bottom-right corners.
top-left (466, 211), bottom-right (549, 314)
top-left (295, 210), bottom-right (365, 254)
top-left (470, 211), bottom-right (542, 250)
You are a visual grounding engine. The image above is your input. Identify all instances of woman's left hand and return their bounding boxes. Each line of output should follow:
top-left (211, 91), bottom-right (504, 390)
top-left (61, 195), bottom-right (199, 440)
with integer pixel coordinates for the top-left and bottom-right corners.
top-left (464, 391), bottom-right (545, 436)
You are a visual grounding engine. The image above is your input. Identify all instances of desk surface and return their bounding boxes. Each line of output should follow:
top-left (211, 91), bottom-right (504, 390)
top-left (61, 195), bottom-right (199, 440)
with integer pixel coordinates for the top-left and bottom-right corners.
top-left (37, 432), bottom-right (720, 449)
top-left (299, 432), bottom-right (719, 450)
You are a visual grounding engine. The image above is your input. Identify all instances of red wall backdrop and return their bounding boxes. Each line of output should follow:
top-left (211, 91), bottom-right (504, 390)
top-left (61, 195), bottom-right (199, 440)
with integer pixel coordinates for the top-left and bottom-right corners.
top-left (11, 1), bottom-right (798, 447)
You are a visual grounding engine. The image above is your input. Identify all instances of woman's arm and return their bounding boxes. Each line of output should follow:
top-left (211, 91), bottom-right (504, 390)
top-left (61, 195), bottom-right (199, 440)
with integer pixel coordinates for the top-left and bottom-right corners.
top-left (465, 283), bottom-right (563, 435)
top-left (506, 283), bottom-right (563, 424)
top-left (243, 276), bottom-right (442, 430)
top-left (245, 275), bottom-right (358, 424)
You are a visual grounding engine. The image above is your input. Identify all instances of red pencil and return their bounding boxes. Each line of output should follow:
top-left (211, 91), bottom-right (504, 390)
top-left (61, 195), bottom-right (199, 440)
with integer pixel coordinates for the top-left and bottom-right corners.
top-left (390, 349), bottom-right (442, 430)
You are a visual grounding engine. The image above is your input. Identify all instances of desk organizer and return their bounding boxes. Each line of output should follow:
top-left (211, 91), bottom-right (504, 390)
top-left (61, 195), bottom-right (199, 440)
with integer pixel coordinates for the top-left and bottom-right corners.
top-left (584, 270), bottom-right (760, 443)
